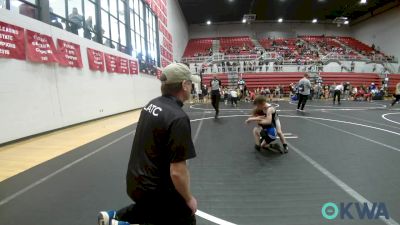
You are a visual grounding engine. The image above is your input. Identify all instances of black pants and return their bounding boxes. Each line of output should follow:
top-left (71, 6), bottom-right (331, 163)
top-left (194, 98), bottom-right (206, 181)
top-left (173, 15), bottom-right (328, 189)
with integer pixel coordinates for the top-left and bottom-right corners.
top-left (333, 90), bottom-right (341, 104)
top-left (211, 94), bottom-right (220, 113)
top-left (392, 95), bottom-right (400, 106)
top-left (231, 97), bottom-right (238, 106)
top-left (297, 94), bottom-right (308, 110)
top-left (117, 190), bottom-right (196, 225)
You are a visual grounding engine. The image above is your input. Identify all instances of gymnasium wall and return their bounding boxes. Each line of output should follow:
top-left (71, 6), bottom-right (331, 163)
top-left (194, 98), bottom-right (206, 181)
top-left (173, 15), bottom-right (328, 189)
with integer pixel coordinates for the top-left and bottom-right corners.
top-left (189, 22), bottom-right (352, 39)
top-left (0, 9), bottom-right (161, 144)
top-left (352, 6), bottom-right (400, 72)
top-left (167, 0), bottom-right (189, 61)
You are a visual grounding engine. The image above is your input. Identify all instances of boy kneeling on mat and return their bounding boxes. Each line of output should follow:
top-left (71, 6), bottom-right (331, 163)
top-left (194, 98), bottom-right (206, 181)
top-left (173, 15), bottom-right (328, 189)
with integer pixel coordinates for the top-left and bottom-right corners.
top-left (245, 95), bottom-right (288, 154)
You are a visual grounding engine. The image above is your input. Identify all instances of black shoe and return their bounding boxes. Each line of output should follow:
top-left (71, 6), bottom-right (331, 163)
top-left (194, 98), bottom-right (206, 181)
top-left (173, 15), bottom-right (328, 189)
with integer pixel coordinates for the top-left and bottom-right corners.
top-left (215, 111), bottom-right (219, 119)
top-left (283, 144), bottom-right (289, 154)
top-left (255, 145), bottom-right (261, 152)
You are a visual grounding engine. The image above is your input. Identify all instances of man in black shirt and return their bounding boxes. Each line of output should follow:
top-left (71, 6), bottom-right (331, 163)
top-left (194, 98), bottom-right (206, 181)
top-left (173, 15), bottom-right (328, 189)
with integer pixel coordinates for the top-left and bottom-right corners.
top-left (210, 76), bottom-right (222, 119)
top-left (98, 63), bottom-right (197, 225)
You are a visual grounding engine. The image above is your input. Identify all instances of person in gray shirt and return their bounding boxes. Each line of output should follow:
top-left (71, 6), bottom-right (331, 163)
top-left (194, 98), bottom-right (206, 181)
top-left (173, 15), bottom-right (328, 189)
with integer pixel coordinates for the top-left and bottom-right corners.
top-left (297, 73), bottom-right (312, 112)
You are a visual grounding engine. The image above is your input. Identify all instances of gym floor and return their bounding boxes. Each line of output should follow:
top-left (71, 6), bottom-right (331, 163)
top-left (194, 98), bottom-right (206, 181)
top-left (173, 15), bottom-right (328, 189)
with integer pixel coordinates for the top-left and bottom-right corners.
top-left (0, 100), bottom-right (399, 225)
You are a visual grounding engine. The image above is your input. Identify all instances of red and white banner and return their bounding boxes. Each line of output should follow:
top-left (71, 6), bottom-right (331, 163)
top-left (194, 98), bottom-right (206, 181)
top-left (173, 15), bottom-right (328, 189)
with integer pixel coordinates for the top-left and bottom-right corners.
top-left (156, 68), bottom-right (162, 79)
top-left (104, 53), bottom-right (118, 73)
top-left (0, 21), bottom-right (25, 60)
top-left (117, 57), bottom-right (129, 74)
top-left (87, 48), bottom-right (105, 71)
top-left (57, 39), bottom-right (83, 68)
top-left (129, 59), bottom-right (138, 75)
top-left (26, 30), bottom-right (58, 63)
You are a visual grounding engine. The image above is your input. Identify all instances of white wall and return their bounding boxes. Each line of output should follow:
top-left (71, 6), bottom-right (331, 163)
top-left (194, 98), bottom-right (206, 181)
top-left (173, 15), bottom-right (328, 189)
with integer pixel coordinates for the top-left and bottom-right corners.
top-left (352, 6), bottom-right (400, 67)
top-left (167, 0), bottom-right (189, 61)
top-left (189, 22), bottom-right (352, 39)
top-left (0, 9), bottom-right (161, 144)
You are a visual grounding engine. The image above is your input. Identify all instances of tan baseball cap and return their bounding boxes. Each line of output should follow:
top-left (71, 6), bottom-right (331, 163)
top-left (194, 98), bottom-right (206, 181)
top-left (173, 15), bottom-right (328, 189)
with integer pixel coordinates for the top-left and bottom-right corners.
top-left (161, 63), bottom-right (198, 84)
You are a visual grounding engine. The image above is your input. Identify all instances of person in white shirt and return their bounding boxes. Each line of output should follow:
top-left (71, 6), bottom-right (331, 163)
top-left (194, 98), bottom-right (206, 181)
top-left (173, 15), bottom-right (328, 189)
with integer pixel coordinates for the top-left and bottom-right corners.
top-left (333, 83), bottom-right (344, 105)
top-left (391, 82), bottom-right (400, 107)
top-left (230, 89), bottom-right (238, 107)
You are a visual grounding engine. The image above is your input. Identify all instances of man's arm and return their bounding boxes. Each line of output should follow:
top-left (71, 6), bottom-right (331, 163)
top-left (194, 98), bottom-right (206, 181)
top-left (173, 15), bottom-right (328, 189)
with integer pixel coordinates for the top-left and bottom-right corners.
top-left (258, 108), bottom-right (273, 125)
top-left (170, 161), bottom-right (197, 214)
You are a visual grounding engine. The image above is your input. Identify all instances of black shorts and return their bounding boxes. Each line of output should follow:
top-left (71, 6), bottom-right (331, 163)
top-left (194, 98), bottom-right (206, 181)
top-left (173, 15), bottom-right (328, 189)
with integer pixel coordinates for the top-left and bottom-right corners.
top-left (260, 127), bottom-right (277, 144)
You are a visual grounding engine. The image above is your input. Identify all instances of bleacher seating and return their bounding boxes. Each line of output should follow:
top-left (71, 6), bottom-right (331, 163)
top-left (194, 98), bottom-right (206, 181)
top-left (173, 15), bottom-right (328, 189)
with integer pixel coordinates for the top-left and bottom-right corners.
top-left (202, 72), bottom-right (383, 93)
top-left (182, 35), bottom-right (395, 65)
top-left (182, 38), bottom-right (213, 58)
top-left (336, 37), bottom-right (374, 54)
top-left (203, 73), bottom-right (305, 92)
top-left (319, 72), bottom-right (381, 87)
top-left (219, 36), bottom-right (255, 55)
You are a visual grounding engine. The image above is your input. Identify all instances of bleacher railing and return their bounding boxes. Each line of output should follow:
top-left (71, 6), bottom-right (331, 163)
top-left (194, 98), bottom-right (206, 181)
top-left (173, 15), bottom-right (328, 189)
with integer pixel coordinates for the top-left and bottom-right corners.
top-left (181, 52), bottom-right (279, 64)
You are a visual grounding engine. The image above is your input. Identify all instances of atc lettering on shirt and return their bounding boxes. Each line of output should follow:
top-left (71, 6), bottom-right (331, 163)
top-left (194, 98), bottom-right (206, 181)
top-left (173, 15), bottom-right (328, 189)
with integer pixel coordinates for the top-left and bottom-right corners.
top-left (143, 104), bottom-right (162, 117)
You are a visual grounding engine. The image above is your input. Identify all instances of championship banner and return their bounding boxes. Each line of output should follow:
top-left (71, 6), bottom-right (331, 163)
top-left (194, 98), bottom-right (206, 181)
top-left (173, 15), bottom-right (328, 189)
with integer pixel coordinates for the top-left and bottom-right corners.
top-left (26, 30), bottom-right (58, 63)
top-left (129, 59), bottom-right (138, 75)
top-left (87, 48), bottom-right (105, 71)
top-left (57, 39), bottom-right (83, 68)
top-left (117, 57), bottom-right (129, 74)
top-left (104, 53), bottom-right (117, 73)
top-left (0, 21), bottom-right (25, 60)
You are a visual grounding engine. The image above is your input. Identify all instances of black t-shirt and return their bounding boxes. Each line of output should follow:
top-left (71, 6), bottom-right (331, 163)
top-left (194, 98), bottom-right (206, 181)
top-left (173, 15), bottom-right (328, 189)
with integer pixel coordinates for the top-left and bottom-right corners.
top-left (126, 95), bottom-right (196, 199)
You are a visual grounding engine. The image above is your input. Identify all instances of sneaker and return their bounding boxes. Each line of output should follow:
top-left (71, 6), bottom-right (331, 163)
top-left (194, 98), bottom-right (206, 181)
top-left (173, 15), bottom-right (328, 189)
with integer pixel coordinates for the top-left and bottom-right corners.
top-left (98, 210), bottom-right (116, 225)
top-left (283, 144), bottom-right (289, 154)
top-left (270, 143), bottom-right (285, 154)
top-left (110, 219), bottom-right (129, 225)
top-left (254, 144), bottom-right (261, 152)
top-left (215, 111), bottom-right (219, 119)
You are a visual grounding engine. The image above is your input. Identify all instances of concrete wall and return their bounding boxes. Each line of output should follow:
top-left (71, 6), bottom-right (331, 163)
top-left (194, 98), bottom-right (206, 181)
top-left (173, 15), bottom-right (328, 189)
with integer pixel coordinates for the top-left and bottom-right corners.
top-left (167, 0), bottom-right (189, 61)
top-left (0, 9), bottom-right (161, 144)
top-left (189, 22), bottom-right (352, 39)
top-left (352, 6), bottom-right (400, 72)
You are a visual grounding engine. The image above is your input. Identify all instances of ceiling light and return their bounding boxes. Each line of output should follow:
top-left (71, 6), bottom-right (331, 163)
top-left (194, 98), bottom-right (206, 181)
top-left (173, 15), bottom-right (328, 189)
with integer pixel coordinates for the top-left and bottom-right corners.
top-left (360, 0), bottom-right (367, 4)
top-left (206, 20), bottom-right (211, 25)
top-left (344, 20), bottom-right (349, 25)
top-left (228, 0), bottom-right (234, 2)
top-left (312, 18), bottom-right (318, 23)
top-left (278, 18), bottom-right (283, 23)
top-left (242, 19), bottom-right (247, 23)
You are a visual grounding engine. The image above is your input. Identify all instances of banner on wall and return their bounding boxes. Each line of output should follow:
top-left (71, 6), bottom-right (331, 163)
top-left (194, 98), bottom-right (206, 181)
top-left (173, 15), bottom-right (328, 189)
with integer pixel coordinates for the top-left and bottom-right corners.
top-left (129, 59), bottom-right (139, 75)
top-left (104, 53), bottom-right (118, 73)
top-left (26, 30), bottom-right (59, 63)
top-left (0, 21), bottom-right (25, 60)
top-left (156, 68), bottom-right (162, 79)
top-left (117, 57), bottom-right (129, 74)
top-left (87, 48), bottom-right (105, 71)
top-left (57, 39), bottom-right (83, 68)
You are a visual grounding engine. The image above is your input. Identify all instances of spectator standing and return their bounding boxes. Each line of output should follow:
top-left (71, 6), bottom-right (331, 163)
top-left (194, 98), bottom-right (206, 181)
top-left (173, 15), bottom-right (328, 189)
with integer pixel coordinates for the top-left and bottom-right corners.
top-left (297, 73), bottom-right (312, 112)
top-left (230, 89), bottom-right (238, 107)
top-left (68, 7), bottom-right (83, 35)
top-left (333, 83), bottom-right (344, 105)
top-left (84, 16), bottom-right (94, 39)
top-left (350, 61), bottom-right (355, 72)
